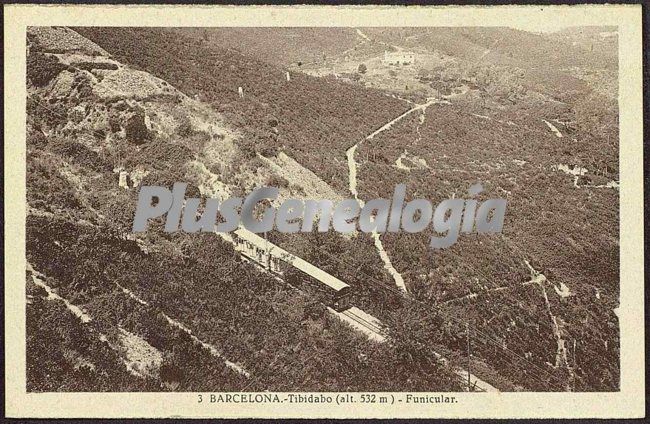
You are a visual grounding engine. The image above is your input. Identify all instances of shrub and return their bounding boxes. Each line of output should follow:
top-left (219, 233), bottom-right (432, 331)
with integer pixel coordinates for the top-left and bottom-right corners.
top-left (27, 127), bottom-right (49, 150)
top-left (176, 115), bottom-right (195, 137)
top-left (267, 174), bottom-right (290, 189)
top-left (108, 115), bottom-right (122, 133)
top-left (49, 138), bottom-right (112, 173)
top-left (74, 61), bottom-right (119, 71)
top-left (28, 96), bottom-right (69, 128)
top-left (257, 143), bottom-right (279, 158)
top-left (125, 113), bottom-right (151, 145)
top-left (27, 53), bottom-right (68, 87)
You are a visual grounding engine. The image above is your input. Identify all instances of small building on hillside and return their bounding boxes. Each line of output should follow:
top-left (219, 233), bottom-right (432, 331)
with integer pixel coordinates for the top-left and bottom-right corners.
top-left (118, 170), bottom-right (130, 189)
top-left (383, 51), bottom-right (416, 66)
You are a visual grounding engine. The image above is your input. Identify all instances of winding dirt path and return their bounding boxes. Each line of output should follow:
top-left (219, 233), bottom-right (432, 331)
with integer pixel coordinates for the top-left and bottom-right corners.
top-left (346, 99), bottom-right (447, 292)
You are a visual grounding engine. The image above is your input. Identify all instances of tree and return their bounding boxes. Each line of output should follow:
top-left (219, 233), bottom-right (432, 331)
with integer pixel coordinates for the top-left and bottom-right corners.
top-left (125, 113), bottom-right (151, 145)
top-left (27, 53), bottom-right (67, 87)
top-left (358, 63), bottom-right (367, 74)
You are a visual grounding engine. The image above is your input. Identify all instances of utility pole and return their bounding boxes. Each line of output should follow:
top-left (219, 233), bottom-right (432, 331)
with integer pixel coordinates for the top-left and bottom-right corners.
top-left (466, 321), bottom-right (472, 392)
top-left (264, 231), bottom-right (270, 270)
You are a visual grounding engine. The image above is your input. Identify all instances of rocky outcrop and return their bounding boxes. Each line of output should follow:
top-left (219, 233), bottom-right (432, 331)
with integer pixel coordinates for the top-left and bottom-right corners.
top-left (27, 26), bottom-right (353, 224)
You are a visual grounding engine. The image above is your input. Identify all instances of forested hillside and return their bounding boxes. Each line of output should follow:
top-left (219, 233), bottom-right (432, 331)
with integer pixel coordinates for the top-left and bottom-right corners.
top-left (27, 26), bottom-right (619, 393)
top-left (26, 26), bottom-right (466, 392)
top-left (354, 103), bottom-right (619, 390)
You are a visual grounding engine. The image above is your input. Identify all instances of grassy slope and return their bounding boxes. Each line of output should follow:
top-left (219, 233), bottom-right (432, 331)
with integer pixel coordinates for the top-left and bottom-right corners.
top-left (354, 102), bottom-right (619, 390)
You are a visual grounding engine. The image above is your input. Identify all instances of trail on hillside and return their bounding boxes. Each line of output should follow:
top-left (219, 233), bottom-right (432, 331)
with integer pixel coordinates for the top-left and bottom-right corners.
top-left (355, 28), bottom-right (372, 42)
top-left (443, 260), bottom-right (548, 305)
top-left (28, 257), bottom-right (251, 380)
top-left (346, 99), bottom-right (447, 293)
top-left (527, 261), bottom-right (574, 388)
top-left (114, 280), bottom-right (251, 378)
top-left (553, 163), bottom-right (619, 190)
top-left (28, 263), bottom-right (92, 323)
top-left (27, 263), bottom-right (160, 379)
top-left (543, 119), bottom-right (564, 138)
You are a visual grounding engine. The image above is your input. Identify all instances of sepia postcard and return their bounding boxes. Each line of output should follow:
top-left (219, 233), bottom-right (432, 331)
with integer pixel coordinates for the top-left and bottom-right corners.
top-left (4, 3), bottom-right (644, 419)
